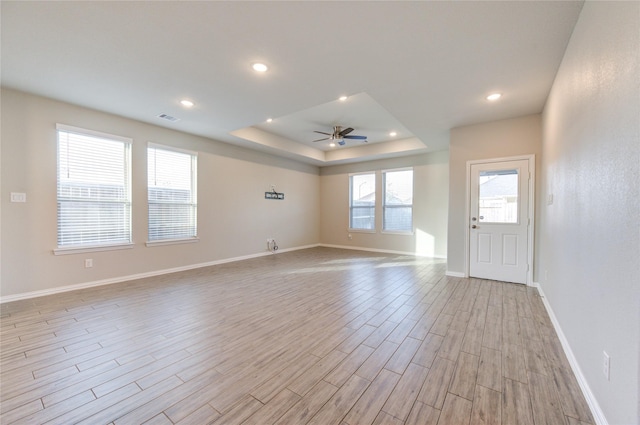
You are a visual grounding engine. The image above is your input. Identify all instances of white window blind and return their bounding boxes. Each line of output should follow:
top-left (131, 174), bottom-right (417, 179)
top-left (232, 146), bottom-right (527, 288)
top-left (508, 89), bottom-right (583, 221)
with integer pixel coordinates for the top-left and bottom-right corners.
top-left (349, 172), bottom-right (376, 230)
top-left (147, 145), bottom-right (197, 241)
top-left (383, 168), bottom-right (413, 232)
top-left (57, 125), bottom-right (132, 248)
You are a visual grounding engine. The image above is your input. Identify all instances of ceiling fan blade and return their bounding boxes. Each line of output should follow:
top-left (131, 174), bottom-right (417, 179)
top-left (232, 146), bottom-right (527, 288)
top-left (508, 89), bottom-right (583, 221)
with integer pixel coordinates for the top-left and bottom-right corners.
top-left (312, 137), bottom-right (329, 142)
top-left (344, 135), bottom-right (367, 140)
top-left (339, 127), bottom-right (354, 136)
top-left (314, 131), bottom-right (331, 135)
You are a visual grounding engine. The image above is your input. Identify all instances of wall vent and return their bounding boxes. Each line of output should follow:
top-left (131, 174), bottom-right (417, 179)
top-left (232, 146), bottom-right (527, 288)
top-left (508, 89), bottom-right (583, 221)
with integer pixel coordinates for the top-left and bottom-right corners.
top-left (157, 113), bottom-right (180, 122)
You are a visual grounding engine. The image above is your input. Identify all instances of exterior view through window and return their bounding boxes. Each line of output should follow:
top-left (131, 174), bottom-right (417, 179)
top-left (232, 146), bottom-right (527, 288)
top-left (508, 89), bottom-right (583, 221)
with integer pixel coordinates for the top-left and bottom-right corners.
top-left (349, 172), bottom-right (375, 230)
top-left (383, 168), bottom-right (413, 232)
top-left (478, 169), bottom-right (519, 223)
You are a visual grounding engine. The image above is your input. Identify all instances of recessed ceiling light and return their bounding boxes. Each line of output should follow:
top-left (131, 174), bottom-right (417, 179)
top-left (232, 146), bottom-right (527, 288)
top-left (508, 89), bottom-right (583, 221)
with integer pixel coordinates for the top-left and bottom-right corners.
top-left (180, 100), bottom-right (194, 108)
top-left (266, 118), bottom-right (273, 123)
top-left (486, 93), bottom-right (502, 101)
top-left (338, 96), bottom-right (348, 101)
top-left (329, 142), bottom-right (336, 147)
top-left (389, 132), bottom-right (397, 137)
top-left (252, 63), bottom-right (268, 72)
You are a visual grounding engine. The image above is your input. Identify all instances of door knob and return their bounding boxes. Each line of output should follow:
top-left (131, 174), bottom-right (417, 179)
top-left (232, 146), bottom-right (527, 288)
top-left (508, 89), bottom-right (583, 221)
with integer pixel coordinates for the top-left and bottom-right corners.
top-left (471, 225), bottom-right (477, 229)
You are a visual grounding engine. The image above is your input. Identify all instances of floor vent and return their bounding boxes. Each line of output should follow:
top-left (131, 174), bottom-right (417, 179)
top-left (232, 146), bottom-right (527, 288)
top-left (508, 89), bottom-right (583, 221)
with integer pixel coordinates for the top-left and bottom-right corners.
top-left (157, 113), bottom-right (180, 122)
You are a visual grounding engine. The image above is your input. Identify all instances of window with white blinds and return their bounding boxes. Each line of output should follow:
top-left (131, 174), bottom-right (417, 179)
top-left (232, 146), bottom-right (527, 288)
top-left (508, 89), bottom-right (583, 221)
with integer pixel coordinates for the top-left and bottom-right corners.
top-left (56, 124), bottom-right (132, 249)
top-left (147, 144), bottom-right (197, 242)
top-left (383, 168), bottom-right (414, 232)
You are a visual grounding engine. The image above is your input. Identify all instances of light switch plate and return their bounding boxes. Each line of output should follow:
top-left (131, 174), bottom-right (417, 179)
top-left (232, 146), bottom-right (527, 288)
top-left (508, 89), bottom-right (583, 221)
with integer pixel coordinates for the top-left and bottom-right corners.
top-left (11, 192), bottom-right (27, 203)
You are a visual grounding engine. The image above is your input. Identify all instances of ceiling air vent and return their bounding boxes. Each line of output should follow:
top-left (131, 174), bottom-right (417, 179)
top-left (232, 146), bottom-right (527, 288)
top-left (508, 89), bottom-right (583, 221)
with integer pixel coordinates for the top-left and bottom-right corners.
top-left (157, 113), bottom-right (180, 122)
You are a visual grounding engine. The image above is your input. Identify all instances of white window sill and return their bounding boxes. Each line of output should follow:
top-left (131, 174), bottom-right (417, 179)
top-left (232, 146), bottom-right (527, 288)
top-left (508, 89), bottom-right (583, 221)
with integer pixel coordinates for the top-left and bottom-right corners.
top-left (54, 243), bottom-right (134, 256)
top-left (348, 229), bottom-right (376, 234)
top-left (146, 237), bottom-right (199, 247)
top-left (381, 230), bottom-right (414, 235)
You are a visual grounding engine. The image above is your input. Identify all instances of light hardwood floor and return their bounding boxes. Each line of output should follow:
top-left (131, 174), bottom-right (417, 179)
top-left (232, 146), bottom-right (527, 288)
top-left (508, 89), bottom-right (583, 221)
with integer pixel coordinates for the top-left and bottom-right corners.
top-left (0, 247), bottom-right (595, 425)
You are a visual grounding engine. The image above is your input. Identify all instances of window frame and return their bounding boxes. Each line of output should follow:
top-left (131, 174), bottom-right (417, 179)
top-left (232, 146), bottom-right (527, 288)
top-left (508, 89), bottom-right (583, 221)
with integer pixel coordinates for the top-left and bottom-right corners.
top-left (146, 142), bottom-right (199, 246)
top-left (382, 167), bottom-right (414, 234)
top-left (54, 124), bottom-right (133, 255)
top-left (348, 171), bottom-right (376, 232)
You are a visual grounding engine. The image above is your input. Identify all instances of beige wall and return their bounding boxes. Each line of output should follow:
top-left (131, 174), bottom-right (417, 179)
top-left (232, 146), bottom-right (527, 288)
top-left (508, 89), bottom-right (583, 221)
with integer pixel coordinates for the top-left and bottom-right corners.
top-left (540, 2), bottom-right (639, 423)
top-left (1, 88), bottom-right (320, 298)
top-left (319, 151), bottom-right (449, 257)
top-left (447, 114), bottom-right (542, 277)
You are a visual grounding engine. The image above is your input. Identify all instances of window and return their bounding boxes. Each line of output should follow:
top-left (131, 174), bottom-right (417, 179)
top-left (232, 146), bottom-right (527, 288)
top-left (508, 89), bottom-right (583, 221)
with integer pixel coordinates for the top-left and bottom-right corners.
top-left (349, 172), bottom-right (375, 230)
top-left (383, 168), bottom-right (413, 232)
top-left (56, 124), bottom-right (132, 249)
top-left (147, 144), bottom-right (197, 242)
top-left (478, 169), bottom-right (518, 223)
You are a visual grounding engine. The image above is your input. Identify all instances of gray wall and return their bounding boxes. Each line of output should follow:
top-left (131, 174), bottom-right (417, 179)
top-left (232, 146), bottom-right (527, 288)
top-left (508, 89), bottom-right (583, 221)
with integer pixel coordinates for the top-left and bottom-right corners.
top-left (447, 114), bottom-right (542, 278)
top-left (1, 88), bottom-right (321, 298)
top-left (319, 151), bottom-right (449, 258)
top-left (540, 2), bottom-right (639, 423)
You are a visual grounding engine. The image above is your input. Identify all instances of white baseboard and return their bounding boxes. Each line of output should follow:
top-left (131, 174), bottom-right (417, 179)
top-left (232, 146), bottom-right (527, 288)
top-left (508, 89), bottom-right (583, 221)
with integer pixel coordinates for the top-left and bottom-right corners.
top-left (319, 243), bottom-right (447, 259)
top-left (445, 271), bottom-right (466, 278)
top-left (533, 282), bottom-right (608, 425)
top-left (0, 244), bottom-right (320, 304)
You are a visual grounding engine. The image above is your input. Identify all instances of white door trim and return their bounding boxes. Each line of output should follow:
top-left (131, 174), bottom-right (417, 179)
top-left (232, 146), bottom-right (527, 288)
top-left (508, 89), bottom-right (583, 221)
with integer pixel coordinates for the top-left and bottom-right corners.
top-left (465, 154), bottom-right (535, 285)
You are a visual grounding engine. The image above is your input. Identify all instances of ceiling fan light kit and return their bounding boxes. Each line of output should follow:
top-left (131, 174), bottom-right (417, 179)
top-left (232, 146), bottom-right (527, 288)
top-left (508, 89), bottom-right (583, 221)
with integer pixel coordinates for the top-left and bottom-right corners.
top-left (312, 125), bottom-right (368, 145)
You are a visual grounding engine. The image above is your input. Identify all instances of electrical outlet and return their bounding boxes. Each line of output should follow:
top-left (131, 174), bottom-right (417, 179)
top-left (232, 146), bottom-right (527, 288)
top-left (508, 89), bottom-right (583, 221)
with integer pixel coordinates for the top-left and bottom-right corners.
top-left (603, 351), bottom-right (610, 380)
top-left (84, 259), bottom-right (93, 268)
top-left (348, 234), bottom-right (352, 240)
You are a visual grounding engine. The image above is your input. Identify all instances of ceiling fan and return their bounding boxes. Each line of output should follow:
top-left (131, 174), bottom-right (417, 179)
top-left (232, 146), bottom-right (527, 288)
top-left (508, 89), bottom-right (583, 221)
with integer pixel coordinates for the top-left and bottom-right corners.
top-left (312, 126), bottom-right (367, 145)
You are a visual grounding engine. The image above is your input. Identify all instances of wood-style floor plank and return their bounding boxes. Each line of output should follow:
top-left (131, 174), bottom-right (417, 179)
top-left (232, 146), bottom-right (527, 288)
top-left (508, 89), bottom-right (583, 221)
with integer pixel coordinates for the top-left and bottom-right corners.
top-left (417, 356), bottom-right (456, 409)
top-left (528, 371), bottom-right (567, 425)
top-left (0, 248), bottom-right (595, 425)
top-left (449, 351), bottom-right (480, 401)
top-left (405, 401), bottom-right (440, 425)
top-left (550, 366), bottom-right (595, 423)
top-left (343, 368), bottom-right (400, 425)
top-left (274, 380), bottom-right (338, 425)
top-left (502, 377), bottom-right (534, 425)
top-left (471, 384), bottom-right (501, 425)
top-left (306, 374), bottom-right (370, 425)
top-left (381, 362), bottom-right (429, 421)
top-left (477, 347), bottom-right (502, 393)
top-left (438, 392), bottom-right (473, 425)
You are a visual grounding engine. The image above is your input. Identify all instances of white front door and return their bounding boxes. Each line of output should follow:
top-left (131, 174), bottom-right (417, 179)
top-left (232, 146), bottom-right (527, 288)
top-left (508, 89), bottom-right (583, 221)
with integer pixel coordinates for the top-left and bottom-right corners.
top-left (469, 159), bottom-right (531, 284)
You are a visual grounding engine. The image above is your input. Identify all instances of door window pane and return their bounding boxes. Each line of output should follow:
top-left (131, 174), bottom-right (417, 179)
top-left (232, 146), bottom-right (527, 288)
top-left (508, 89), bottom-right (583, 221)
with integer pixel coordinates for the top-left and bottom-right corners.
top-left (479, 169), bottom-right (518, 223)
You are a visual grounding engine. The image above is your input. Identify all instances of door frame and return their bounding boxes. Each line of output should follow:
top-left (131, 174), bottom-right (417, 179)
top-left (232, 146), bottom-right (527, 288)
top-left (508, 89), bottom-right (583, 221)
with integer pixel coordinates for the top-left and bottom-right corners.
top-left (464, 154), bottom-right (535, 285)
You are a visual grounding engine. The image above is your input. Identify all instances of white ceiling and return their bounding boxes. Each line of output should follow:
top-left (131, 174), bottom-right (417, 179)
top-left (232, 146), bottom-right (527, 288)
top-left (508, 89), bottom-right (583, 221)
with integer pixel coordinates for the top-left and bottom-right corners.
top-left (1, 1), bottom-right (584, 166)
